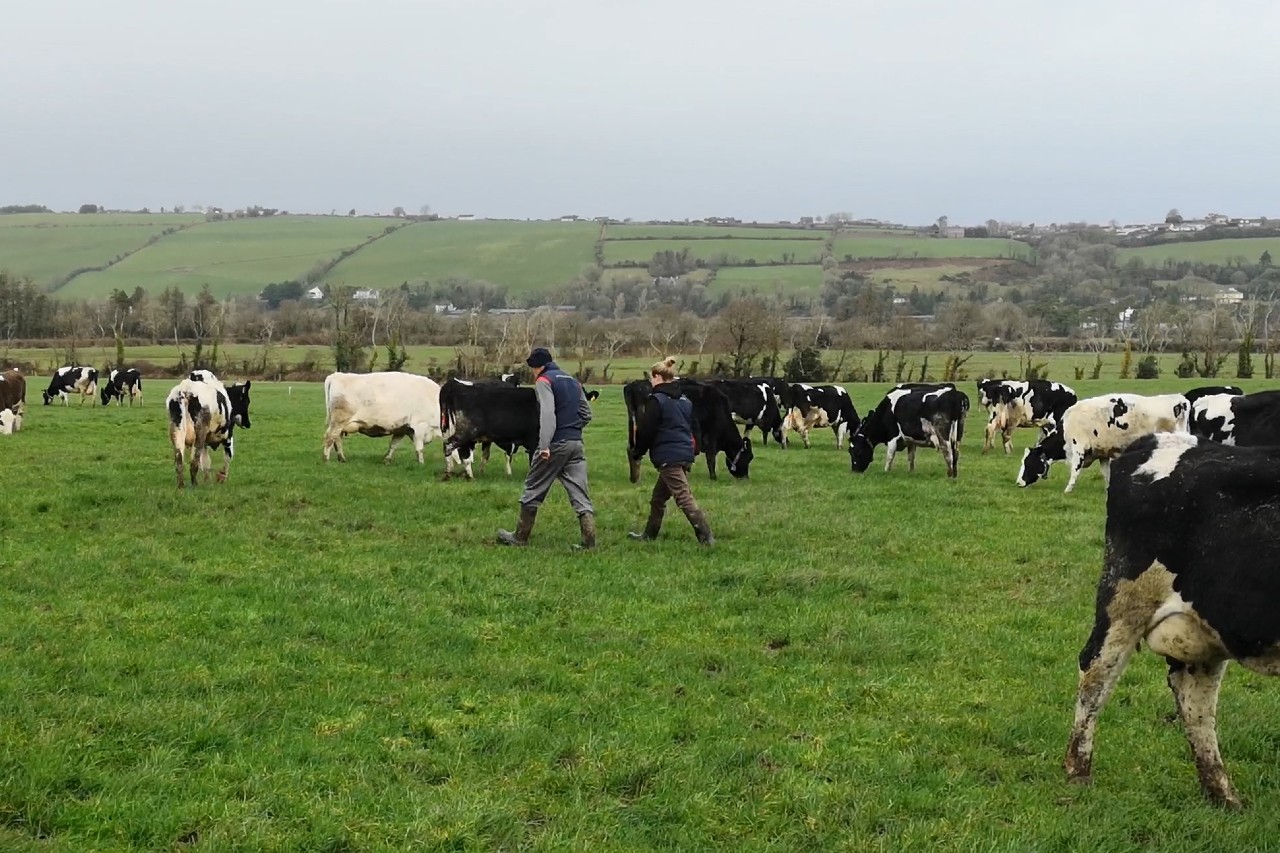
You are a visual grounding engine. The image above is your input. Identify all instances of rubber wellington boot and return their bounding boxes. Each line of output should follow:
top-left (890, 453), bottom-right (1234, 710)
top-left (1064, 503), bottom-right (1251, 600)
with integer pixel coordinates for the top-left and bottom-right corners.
top-left (687, 510), bottom-right (715, 546)
top-left (497, 505), bottom-right (537, 546)
top-left (628, 507), bottom-right (664, 541)
top-left (572, 512), bottom-right (597, 550)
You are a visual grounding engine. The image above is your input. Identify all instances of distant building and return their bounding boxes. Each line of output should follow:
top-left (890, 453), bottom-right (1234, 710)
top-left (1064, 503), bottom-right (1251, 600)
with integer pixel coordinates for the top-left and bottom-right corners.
top-left (352, 288), bottom-right (380, 301)
top-left (944, 226), bottom-right (966, 239)
top-left (455, 214), bottom-right (476, 221)
top-left (1215, 287), bottom-right (1244, 305)
top-left (306, 286), bottom-right (324, 300)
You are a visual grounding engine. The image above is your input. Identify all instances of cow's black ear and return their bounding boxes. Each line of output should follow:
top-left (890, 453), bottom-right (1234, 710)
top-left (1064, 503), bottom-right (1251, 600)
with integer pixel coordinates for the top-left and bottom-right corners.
top-left (243, 380), bottom-right (251, 390)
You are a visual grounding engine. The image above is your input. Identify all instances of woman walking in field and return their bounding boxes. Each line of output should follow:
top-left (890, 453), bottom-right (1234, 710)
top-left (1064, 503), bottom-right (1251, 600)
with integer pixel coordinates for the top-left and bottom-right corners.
top-left (628, 357), bottom-right (715, 545)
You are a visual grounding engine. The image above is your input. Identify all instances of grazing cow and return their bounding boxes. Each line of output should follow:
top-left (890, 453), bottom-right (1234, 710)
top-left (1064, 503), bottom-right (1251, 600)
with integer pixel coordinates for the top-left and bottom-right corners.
top-left (189, 369), bottom-right (218, 383)
top-left (0, 368), bottom-right (26, 417)
top-left (849, 385), bottom-right (969, 477)
top-left (624, 379), bottom-right (753, 482)
top-left (165, 376), bottom-right (251, 487)
top-left (323, 372), bottom-right (442, 465)
top-left (100, 368), bottom-right (144, 407)
top-left (1065, 432), bottom-right (1280, 808)
top-left (439, 379), bottom-right (540, 480)
top-left (42, 366), bottom-right (98, 406)
top-left (749, 376), bottom-right (795, 411)
top-left (1016, 393), bottom-right (1189, 492)
top-left (977, 379), bottom-right (1077, 454)
top-left (585, 389), bottom-right (600, 402)
top-left (1183, 384), bottom-right (1243, 405)
top-left (783, 383), bottom-right (861, 449)
top-left (707, 379), bottom-right (785, 446)
top-left (1189, 389), bottom-right (1280, 446)
top-left (0, 406), bottom-right (21, 434)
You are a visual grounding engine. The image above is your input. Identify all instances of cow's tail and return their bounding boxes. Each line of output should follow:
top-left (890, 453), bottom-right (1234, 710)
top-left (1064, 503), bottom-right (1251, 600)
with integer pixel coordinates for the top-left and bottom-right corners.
top-left (439, 383), bottom-right (456, 436)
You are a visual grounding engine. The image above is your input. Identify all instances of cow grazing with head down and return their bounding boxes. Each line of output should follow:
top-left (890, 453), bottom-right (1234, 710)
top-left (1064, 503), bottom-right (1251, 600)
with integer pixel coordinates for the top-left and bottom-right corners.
top-left (323, 372), bottom-right (442, 465)
top-left (624, 379), bottom-right (753, 482)
top-left (1066, 432), bottom-right (1280, 808)
top-left (707, 379), bottom-right (785, 446)
top-left (43, 366), bottom-right (98, 406)
top-left (1016, 393), bottom-right (1189, 492)
top-left (100, 368), bottom-right (144, 406)
top-left (1189, 389), bottom-right (1280, 446)
top-left (849, 385), bottom-right (969, 477)
top-left (166, 375), bottom-right (252, 487)
top-left (0, 368), bottom-right (26, 417)
top-left (439, 379), bottom-right (539, 480)
top-left (783, 383), bottom-right (861, 449)
top-left (977, 379), bottom-right (1077, 455)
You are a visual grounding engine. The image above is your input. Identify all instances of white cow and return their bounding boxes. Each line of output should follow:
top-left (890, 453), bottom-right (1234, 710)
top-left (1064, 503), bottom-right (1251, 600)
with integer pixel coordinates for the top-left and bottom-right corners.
top-left (1019, 393), bottom-right (1191, 493)
top-left (323, 372), bottom-right (444, 464)
top-left (0, 407), bottom-right (21, 434)
top-left (166, 376), bottom-right (251, 487)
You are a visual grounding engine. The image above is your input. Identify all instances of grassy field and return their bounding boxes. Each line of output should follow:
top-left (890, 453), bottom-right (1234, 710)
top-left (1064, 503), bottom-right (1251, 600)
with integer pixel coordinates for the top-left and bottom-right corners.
top-left (833, 237), bottom-right (1033, 263)
top-left (1, 376), bottom-right (1279, 851)
top-left (1117, 237), bottom-right (1280, 266)
top-left (602, 239), bottom-right (824, 267)
top-left (0, 214), bottom-right (201, 289)
top-left (604, 225), bottom-right (824, 240)
top-left (322, 220), bottom-right (599, 295)
top-left (709, 265), bottom-right (825, 296)
top-left (59, 217), bottom-right (394, 299)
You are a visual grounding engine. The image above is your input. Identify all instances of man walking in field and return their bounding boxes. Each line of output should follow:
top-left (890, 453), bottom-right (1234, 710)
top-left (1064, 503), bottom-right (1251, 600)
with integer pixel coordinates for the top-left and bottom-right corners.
top-left (628, 357), bottom-right (714, 545)
top-left (497, 347), bottom-right (596, 549)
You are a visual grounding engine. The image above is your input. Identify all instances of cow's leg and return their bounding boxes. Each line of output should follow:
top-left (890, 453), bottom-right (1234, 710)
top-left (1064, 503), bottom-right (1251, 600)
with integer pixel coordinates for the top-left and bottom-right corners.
top-left (1002, 424), bottom-right (1015, 455)
top-left (322, 424), bottom-right (342, 462)
top-left (1099, 458), bottom-right (1112, 489)
top-left (503, 451), bottom-right (513, 477)
top-left (705, 449), bottom-right (718, 481)
top-left (983, 412), bottom-right (997, 454)
top-left (412, 430), bottom-right (427, 465)
top-left (1065, 602), bottom-right (1147, 786)
top-left (172, 433), bottom-right (187, 489)
top-left (216, 445), bottom-right (232, 483)
top-left (1167, 660), bottom-right (1238, 808)
top-left (907, 444), bottom-right (917, 472)
top-left (383, 434), bottom-right (406, 464)
top-left (1064, 447), bottom-right (1086, 493)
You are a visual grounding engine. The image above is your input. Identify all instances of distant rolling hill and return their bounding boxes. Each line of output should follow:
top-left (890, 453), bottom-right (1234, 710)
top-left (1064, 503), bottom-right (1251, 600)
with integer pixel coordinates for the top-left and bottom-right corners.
top-left (1, 214), bottom-right (1042, 300)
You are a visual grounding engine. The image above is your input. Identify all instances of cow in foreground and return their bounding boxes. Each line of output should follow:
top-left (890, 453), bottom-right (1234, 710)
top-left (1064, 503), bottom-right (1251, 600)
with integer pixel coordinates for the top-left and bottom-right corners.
top-left (1066, 432), bottom-right (1280, 808)
top-left (0, 368), bottom-right (26, 416)
top-left (100, 368), bottom-right (144, 406)
top-left (439, 379), bottom-right (539, 480)
top-left (0, 406), bottom-right (21, 434)
top-left (166, 376), bottom-right (252, 487)
top-left (783, 383), bottom-right (861, 449)
top-left (43, 366), bottom-right (98, 406)
top-left (1182, 384), bottom-right (1243, 405)
top-left (1189, 389), bottom-right (1280, 446)
top-left (977, 379), bottom-right (1077, 455)
top-left (323, 372), bottom-right (442, 464)
top-left (624, 379), bottom-right (753, 482)
top-left (849, 385), bottom-right (969, 477)
top-left (1017, 393), bottom-right (1189, 492)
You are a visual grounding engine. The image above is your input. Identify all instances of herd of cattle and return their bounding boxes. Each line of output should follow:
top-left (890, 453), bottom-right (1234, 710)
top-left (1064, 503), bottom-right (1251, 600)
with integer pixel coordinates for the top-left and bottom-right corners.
top-left (6, 362), bottom-right (1280, 805)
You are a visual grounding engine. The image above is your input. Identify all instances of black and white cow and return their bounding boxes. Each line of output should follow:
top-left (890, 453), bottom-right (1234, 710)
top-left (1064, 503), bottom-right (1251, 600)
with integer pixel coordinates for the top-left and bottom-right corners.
top-left (0, 406), bottom-right (19, 435)
top-left (783, 383), bottom-right (861, 449)
top-left (1066, 432), bottom-right (1280, 808)
top-left (440, 379), bottom-right (540, 480)
top-left (624, 379), bottom-right (753, 482)
top-left (42, 366), bottom-right (98, 406)
top-left (1016, 393), bottom-right (1189, 492)
top-left (1189, 389), bottom-right (1280, 446)
top-left (166, 375), bottom-right (252, 487)
top-left (1182, 385), bottom-right (1243, 405)
top-left (849, 385), bottom-right (969, 477)
top-left (323, 372), bottom-right (442, 464)
top-left (977, 379), bottom-right (1077, 455)
top-left (748, 377), bottom-right (795, 412)
top-left (100, 368), bottom-right (144, 407)
top-left (707, 379), bottom-right (785, 446)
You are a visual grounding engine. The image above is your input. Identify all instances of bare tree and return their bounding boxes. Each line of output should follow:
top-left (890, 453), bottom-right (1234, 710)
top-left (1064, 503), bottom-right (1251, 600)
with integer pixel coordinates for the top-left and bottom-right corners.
top-left (715, 298), bottom-right (782, 376)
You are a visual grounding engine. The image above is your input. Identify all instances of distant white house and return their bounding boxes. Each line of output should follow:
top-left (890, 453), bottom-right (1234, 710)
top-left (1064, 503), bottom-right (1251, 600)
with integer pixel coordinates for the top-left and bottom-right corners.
top-left (352, 288), bottom-right (380, 302)
top-left (1215, 287), bottom-right (1244, 305)
top-left (455, 213), bottom-right (476, 221)
top-left (306, 286), bottom-right (324, 300)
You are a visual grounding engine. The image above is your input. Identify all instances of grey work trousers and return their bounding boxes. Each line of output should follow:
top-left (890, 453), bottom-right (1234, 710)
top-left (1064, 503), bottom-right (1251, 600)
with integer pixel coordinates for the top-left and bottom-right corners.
top-left (519, 440), bottom-right (594, 515)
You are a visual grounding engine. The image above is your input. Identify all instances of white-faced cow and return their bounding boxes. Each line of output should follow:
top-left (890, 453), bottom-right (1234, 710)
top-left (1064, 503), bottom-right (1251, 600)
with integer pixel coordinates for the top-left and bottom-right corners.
top-left (166, 376), bottom-right (252, 487)
top-left (1016, 393), bottom-right (1189, 492)
top-left (42, 366), bottom-right (98, 406)
top-left (1066, 432), bottom-right (1280, 808)
top-left (0, 406), bottom-right (21, 434)
top-left (0, 368), bottom-right (26, 417)
top-left (100, 368), bottom-right (144, 406)
top-left (439, 379), bottom-right (540, 480)
top-left (707, 379), bottom-right (785, 446)
top-left (624, 379), bottom-right (753, 482)
top-left (783, 383), bottom-right (861, 449)
top-left (1189, 389), bottom-right (1280, 446)
top-left (977, 378), bottom-right (1077, 455)
top-left (323, 372), bottom-right (443, 465)
top-left (849, 385), bottom-right (969, 478)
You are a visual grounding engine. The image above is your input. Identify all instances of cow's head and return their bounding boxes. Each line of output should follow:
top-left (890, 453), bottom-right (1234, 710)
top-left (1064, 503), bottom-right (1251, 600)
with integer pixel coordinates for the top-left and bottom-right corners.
top-left (726, 436), bottom-right (753, 479)
top-left (1017, 446), bottom-right (1053, 487)
top-left (227, 381), bottom-right (252, 429)
top-left (100, 383), bottom-right (119, 406)
top-left (848, 431), bottom-right (874, 472)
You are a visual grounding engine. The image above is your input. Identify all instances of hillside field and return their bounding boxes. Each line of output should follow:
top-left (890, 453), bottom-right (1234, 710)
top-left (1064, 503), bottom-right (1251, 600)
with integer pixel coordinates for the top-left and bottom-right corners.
top-left (0, 214), bottom-right (201, 289)
top-left (1, 377), bottom-right (1278, 850)
top-left (1117, 237), bottom-right (1280, 266)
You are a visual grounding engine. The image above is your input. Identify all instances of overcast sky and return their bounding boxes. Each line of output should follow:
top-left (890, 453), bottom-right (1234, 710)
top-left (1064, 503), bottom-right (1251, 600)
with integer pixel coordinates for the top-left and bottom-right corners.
top-left (6, 0), bottom-right (1278, 225)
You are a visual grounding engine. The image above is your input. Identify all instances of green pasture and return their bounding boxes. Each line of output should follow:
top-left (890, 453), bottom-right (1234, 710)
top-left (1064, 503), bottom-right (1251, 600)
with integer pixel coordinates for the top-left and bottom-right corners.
top-left (604, 224), bottom-right (825, 240)
top-left (860, 263), bottom-right (1007, 292)
top-left (0, 214), bottom-right (203, 228)
top-left (1, 376), bottom-right (1278, 851)
top-left (321, 220), bottom-right (599, 295)
top-left (709, 265), bottom-right (825, 296)
top-left (58, 217), bottom-right (394, 299)
top-left (833, 237), bottom-right (1033, 263)
top-left (602, 239), bottom-right (824, 267)
top-left (1117, 237), bottom-right (1280, 266)
top-left (0, 215), bottom-right (200, 289)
